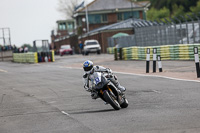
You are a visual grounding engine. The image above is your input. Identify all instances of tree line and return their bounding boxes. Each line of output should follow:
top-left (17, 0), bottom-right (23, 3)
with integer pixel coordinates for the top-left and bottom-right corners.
top-left (138, 0), bottom-right (200, 22)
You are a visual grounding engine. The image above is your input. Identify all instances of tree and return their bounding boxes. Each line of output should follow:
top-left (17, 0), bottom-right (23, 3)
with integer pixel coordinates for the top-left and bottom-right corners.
top-left (149, 0), bottom-right (198, 13)
top-left (190, 0), bottom-right (200, 14)
top-left (147, 7), bottom-right (170, 21)
top-left (146, 0), bottom-right (200, 21)
top-left (57, 0), bottom-right (83, 19)
top-left (171, 4), bottom-right (184, 18)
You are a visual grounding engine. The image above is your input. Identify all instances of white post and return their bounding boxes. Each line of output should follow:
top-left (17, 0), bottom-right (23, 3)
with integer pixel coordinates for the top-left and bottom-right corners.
top-left (157, 55), bottom-right (163, 72)
top-left (153, 48), bottom-right (157, 73)
top-left (146, 48), bottom-right (150, 73)
top-left (194, 47), bottom-right (200, 78)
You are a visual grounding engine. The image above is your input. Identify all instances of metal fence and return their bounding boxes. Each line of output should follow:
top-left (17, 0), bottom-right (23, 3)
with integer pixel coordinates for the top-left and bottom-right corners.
top-left (108, 15), bottom-right (200, 48)
top-left (108, 35), bottom-right (136, 48)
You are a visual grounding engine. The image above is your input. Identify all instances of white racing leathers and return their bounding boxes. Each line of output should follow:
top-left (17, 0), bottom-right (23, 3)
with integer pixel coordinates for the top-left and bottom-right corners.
top-left (83, 66), bottom-right (126, 93)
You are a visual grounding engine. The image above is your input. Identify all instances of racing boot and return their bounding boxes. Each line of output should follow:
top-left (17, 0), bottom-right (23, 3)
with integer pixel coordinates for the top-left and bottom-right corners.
top-left (117, 84), bottom-right (126, 93)
top-left (104, 102), bottom-right (109, 105)
top-left (110, 76), bottom-right (126, 93)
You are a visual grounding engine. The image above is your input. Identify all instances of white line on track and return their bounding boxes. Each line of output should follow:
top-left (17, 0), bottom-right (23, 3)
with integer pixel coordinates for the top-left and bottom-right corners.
top-left (63, 66), bottom-right (200, 83)
top-left (0, 69), bottom-right (7, 73)
top-left (61, 111), bottom-right (70, 116)
top-left (114, 71), bottom-right (200, 83)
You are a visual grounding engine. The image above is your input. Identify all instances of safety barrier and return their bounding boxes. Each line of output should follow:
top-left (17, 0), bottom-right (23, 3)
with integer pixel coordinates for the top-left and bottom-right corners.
top-left (51, 50), bottom-right (55, 62)
top-left (108, 44), bottom-right (200, 60)
top-left (107, 47), bottom-right (115, 54)
top-left (13, 51), bottom-right (55, 63)
top-left (13, 53), bottom-right (38, 63)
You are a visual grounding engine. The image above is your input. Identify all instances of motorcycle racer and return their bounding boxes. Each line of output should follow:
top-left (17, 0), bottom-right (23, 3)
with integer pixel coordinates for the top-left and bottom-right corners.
top-left (83, 60), bottom-right (126, 99)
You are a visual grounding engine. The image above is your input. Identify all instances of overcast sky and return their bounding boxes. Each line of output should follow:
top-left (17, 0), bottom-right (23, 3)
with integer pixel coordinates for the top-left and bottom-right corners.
top-left (0, 0), bottom-right (91, 47)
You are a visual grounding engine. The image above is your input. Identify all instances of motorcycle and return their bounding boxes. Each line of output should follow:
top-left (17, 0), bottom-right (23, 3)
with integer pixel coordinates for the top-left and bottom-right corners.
top-left (89, 71), bottom-right (128, 110)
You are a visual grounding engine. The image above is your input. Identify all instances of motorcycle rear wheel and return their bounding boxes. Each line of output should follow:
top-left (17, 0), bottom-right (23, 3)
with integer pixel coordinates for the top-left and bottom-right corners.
top-left (103, 90), bottom-right (121, 110)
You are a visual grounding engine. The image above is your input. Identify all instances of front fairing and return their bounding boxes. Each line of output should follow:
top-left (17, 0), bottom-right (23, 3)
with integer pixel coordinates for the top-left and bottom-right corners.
top-left (91, 72), bottom-right (108, 89)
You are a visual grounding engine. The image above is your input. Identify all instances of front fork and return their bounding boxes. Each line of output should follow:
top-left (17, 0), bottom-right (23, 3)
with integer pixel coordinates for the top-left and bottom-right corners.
top-left (100, 83), bottom-right (124, 105)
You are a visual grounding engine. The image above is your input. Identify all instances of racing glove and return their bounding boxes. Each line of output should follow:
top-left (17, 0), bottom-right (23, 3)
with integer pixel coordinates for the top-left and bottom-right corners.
top-left (84, 85), bottom-right (92, 92)
top-left (106, 68), bottom-right (112, 74)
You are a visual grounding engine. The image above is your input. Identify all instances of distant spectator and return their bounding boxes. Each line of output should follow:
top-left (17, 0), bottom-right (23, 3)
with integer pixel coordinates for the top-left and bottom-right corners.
top-left (10, 45), bottom-right (13, 50)
top-left (8, 45), bottom-right (11, 50)
top-left (13, 45), bottom-right (17, 53)
top-left (79, 40), bottom-right (84, 55)
top-left (4, 45), bottom-right (7, 51)
top-left (24, 46), bottom-right (28, 53)
top-left (3, 46), bottom-right (5, 51)
top-left (72, 46), bottom-right (75, 54)
top-left (19, 47), bottom-right (23, 53)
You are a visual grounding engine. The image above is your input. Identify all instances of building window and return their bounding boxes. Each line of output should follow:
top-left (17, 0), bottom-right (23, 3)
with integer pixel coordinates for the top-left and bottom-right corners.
top-left (89, 14), bottom-right (101, 24)
top-left (77, 17), bottom-right (82, 26)
top-left (117, 13), bottom-right (123, 21)
top-left (67, 22), bottom-right (73, 29)
top-left (142, 11), bottom-right (146, 20)
top-left (133, 11), bottom-right (139, 19)
top-left (101, 14), bottom-right (107, 23)
top-left (88, 14), bottom-right (108, 24)
top-left (67, 22), bottom-right (74, 32)
top-left (124, 12), bottom-right (132, 20)
top-left (118, 11), bottom-right (140, 21)
top-left (59, 23), bottom-right (66, 30)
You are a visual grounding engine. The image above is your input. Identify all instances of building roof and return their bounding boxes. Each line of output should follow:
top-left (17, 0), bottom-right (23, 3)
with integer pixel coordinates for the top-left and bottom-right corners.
top-left (81, 18), bottom-right (152, 38)
top-left (54, 18), bottom-right (154, 42)
top-left (75, 0), bottom-right (150, 15)
top-left (56, 19), bottom-right (75, 23)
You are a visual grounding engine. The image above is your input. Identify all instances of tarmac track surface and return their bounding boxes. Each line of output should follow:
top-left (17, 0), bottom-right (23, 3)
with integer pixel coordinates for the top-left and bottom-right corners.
top-left (0, 54), bottom-right (200, 133)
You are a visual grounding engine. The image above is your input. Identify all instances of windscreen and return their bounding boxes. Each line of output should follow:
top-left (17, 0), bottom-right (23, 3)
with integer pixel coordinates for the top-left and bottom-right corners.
top-left (86, 41), bottom-right (98, 45)
top-left (61, 45), bottom-right (70, 49)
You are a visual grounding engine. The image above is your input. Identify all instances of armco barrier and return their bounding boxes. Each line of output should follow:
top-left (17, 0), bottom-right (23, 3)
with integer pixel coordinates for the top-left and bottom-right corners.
top-left (108, 44), bottom-right (200, 61)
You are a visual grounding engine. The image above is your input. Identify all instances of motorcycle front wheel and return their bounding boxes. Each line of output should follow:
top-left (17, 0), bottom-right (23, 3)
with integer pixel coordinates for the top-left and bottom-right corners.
top-left (120, 98), bottom-right (128, 108)
top-left (103, 90), bottom-right (121, 110)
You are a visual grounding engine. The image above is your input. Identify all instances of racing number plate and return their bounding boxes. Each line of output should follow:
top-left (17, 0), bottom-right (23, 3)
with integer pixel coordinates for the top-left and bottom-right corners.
top-left (95, 77), bottom-right (100, 85)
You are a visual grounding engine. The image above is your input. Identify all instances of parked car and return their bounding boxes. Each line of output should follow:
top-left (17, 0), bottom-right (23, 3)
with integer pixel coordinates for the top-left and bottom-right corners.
top-left (59, 45), bottom-right (73, 56)
top-left (83, 40), bottom-right (101, 55)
